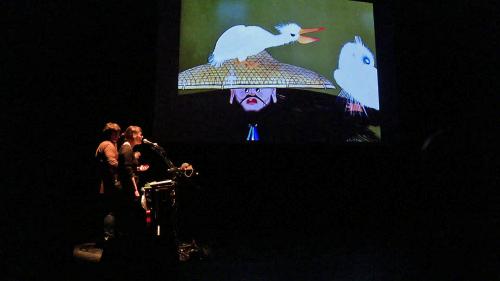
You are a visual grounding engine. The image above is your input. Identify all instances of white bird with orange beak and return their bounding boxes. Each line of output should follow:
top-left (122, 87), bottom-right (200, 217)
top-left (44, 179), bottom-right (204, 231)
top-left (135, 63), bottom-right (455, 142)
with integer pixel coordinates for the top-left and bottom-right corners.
top-left (209, 23), bottom-right (325, 67)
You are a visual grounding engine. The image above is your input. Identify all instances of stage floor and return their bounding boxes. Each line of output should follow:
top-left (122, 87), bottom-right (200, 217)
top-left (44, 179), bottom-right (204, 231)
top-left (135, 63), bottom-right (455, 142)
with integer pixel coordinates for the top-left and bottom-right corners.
top-left (65, 225), bottom-right (499, 281)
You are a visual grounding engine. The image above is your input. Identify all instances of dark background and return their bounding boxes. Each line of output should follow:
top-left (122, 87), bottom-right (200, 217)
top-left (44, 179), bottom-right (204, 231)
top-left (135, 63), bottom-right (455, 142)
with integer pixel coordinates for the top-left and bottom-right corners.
top-left (4, 0), bottom-right (497, 280)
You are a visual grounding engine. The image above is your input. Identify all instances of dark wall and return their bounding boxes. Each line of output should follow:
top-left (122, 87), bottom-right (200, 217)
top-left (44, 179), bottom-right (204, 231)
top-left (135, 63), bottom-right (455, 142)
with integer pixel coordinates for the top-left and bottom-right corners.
top-left (5, 1), bottom-right (495, 279)
top-left (5, 1), bottom-right (159, 278)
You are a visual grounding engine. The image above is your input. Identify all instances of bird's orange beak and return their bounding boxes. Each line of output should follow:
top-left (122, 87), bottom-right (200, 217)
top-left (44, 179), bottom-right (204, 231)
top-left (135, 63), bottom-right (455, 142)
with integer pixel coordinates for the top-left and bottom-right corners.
top-left (298, 27), bottom-right (325, 44)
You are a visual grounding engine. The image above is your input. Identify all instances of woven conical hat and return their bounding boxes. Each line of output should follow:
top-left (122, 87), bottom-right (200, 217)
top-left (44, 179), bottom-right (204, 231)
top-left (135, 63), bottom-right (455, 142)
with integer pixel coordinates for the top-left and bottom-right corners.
top-left (178, 51), bottom-right (335, 91)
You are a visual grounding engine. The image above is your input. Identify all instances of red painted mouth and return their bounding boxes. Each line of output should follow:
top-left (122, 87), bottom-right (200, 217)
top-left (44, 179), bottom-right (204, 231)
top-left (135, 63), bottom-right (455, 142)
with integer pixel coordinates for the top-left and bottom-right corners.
top-left (246, 98), bottom-right (258, 104)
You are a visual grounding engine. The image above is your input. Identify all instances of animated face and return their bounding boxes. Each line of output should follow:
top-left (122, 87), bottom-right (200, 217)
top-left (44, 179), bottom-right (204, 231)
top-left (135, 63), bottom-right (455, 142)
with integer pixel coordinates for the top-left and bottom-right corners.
top-left (230, 88), bottom-right (277, 112)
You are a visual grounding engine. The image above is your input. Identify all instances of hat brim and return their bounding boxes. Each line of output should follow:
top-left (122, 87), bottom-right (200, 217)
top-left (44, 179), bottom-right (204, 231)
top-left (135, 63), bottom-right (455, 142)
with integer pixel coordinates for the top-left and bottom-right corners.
top-left (178, 51), bottom-right (335, 91)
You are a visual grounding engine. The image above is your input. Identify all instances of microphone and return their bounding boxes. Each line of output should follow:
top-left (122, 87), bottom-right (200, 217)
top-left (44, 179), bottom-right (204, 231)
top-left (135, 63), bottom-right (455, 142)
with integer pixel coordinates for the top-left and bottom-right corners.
top-left (167, 166), bottom-right (199, 176)
top-left (142, 138), bottom-right (158, 146)
top-left (167, 167), bottom-right (179, 173)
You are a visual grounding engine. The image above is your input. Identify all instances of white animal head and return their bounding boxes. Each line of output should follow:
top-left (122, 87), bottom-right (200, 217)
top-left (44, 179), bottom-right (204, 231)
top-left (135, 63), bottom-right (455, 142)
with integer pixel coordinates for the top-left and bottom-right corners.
top-left (338, 36), bottom-right (375, 70)
top-left (275, 23), bottom-right (324, 45)
top-left (274, 23), bottom-right (302, 43)
top-left (334, 36), bottom-right (379, 110)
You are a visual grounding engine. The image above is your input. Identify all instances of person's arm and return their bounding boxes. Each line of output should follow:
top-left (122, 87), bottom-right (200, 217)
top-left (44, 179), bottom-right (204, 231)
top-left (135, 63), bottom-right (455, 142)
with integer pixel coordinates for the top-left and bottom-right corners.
top-left (131, 176), bottom-right (140, 198)
top-left (122, 146), bottom-right (140, 197)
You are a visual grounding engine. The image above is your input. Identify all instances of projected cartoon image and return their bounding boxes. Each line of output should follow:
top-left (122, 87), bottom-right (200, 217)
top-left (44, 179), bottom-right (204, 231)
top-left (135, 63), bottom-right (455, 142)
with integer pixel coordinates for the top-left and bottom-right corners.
top-left (179, 29), bottom-right (335, 141)
top-left (230, 88), bottom-right (277, 112)
top-left (179, 26), bottom-right (335, 140)
top-left (208, 23), bottom-right (324, 112)
top-left (163, 0), bottom-right (382, 143)
top-left (333, 36), bottom-right (379, 115)
top-left (209, 23), bottom-right (325, 68)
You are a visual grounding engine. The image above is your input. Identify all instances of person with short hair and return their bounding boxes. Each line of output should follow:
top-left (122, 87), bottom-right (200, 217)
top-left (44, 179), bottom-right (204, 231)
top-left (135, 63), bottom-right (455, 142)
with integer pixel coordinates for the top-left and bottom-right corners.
top-left (95, 122), bottom-right (121, 241)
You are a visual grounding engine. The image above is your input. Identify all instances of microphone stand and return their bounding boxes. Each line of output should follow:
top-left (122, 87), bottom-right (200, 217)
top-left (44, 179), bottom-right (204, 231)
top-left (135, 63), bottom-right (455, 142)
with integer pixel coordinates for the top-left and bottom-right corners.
top-left (145, 142), bottom-right (197, 180)
top-left (141, 143), bottom-right (181, 249)
top-left (142, 142), bottom-right (198, 249)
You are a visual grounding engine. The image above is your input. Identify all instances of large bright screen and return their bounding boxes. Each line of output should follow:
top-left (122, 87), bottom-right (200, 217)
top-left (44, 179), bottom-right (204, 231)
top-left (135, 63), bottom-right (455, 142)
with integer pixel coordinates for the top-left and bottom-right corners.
top-left (156, 0), bottom-right (384, 144)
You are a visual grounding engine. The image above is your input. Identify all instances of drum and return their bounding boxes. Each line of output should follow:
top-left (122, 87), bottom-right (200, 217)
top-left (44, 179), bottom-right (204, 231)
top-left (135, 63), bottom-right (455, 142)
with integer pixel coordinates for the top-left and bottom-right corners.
top-left (142, 180), bottom-right (177, 236)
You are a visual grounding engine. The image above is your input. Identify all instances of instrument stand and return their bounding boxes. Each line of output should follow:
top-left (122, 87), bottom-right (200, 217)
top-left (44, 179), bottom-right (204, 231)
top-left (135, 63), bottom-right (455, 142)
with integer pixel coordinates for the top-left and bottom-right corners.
top-left (142, 142), bottom-right (202, 261)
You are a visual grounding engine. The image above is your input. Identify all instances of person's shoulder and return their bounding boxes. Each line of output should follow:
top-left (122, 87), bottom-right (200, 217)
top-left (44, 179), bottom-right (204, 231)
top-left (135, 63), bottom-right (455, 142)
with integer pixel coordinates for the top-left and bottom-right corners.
top-left (118, 143), bottom-right (132, 153)
top-left (104, 140), bottom-right (119, 149)
top-left (97, 140), bottom-right (114, 150)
